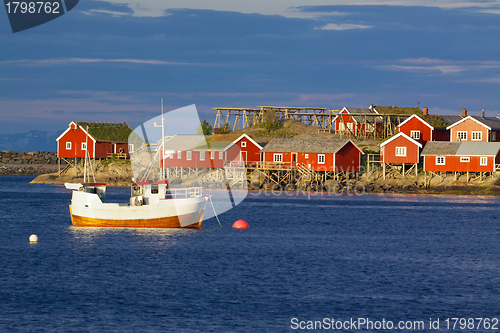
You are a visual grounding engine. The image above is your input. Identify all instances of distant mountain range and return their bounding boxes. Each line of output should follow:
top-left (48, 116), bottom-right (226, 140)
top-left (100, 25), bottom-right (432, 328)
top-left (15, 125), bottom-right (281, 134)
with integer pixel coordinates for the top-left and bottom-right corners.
top-left (0, 130), bottom-right (62, 152)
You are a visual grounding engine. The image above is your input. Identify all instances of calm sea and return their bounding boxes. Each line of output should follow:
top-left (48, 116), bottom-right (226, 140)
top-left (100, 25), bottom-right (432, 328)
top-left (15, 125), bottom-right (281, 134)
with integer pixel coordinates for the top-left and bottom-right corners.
top-left (1, 175), bottom-right (500, 332)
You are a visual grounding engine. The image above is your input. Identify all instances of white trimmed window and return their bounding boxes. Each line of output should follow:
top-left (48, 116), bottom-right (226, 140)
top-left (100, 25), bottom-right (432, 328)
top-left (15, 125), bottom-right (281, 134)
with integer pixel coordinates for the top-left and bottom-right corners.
top-left (410, 131), bottom-right (420, 140)
top-left (395, 147), bottom-right (407, 157)
top-left (305, 154), bottom-right (309, 159)
top-left (318, 154), bottom-right (325, 164)
top-left (241, 141), bottom-right (246, 147)
top-left (177, 151), bottom-right (182, 159)
top-left (457, 131), bottom-right (467, 141)
top-left (81, 142), bottom-right (87, 151)
top-left (128, 144), bottom-right (134, 153)
top-left (480, 157), bottom-right (488, 166)
top-left (273, 153), bottom-right (283, 162)
top-left (200, 151), bottom-right (205, 161)
top-left (66, 142), bottom-right (71, 150)
top-left (472, 131), bottom-right (482, 141)
top-left (219, 151), bottom-right (223, 159)
top-left (460, 157), bottom-right (470, 162)
top-left (436, 156), bottom-right (445, 165)
top-left (186, 151), bottom-right (192, 161)
top-left (211, 151), bottom-right (215, 159)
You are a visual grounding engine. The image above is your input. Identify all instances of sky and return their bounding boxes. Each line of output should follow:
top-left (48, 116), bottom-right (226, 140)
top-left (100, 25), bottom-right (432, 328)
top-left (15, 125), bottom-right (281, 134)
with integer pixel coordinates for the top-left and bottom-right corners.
top-left (2, 0), bottom-right (500, 134)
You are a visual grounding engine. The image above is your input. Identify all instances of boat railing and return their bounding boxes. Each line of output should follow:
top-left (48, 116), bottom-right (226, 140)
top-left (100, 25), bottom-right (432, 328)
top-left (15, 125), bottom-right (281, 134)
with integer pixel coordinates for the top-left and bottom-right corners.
top-left (166, 187), bottom-right (203, 199)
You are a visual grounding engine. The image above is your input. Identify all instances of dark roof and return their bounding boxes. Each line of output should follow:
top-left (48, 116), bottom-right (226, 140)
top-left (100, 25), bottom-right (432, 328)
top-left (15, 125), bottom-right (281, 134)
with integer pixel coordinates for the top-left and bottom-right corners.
top-left (163, 134), bottom-right (206, 151)
top-left (439, 115), bottom-right (463, 125)
top-left (470, 116), bottom-right (500, 130)
top-left (260, 138), bottom-right (358, 154)
top-left (421, 142), bottom-right (460, 156)
top-left (76, 122), bottom-right (132, 143)
top-left (344, 107), bottom-right (381, 123)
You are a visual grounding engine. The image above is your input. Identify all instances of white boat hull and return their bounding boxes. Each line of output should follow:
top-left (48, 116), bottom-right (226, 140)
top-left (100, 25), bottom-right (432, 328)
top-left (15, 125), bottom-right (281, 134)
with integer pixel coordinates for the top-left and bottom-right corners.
top-left (70, 191), bottom-right (208, 228)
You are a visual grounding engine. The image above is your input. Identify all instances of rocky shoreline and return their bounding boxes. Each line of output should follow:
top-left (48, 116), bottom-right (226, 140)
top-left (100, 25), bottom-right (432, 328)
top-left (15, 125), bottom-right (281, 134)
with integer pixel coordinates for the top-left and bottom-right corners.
top-left (0, 148), bottom-right (491, 196)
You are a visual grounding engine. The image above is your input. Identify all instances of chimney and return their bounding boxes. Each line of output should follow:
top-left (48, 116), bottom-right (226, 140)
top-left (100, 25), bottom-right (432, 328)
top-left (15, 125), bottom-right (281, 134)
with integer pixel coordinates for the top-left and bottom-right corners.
top-left (482, 109), bottom-right (485, 119)
top-left (423, 107), bottom-right (428, 116)
top-left (462, 109), bottom-right (467, 117)
top-left (213, 128), bottom-right (220, 134)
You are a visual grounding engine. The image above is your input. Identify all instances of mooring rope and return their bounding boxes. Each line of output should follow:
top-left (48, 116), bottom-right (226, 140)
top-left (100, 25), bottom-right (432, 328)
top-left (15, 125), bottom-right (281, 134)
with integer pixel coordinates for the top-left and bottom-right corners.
top-left (208, 196), bottom-right (222, 228)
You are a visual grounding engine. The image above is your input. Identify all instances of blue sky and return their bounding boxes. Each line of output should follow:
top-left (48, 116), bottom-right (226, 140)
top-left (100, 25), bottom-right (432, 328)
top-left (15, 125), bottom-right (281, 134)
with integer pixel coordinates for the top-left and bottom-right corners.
top-left (2, 0), bottom-right (500, 134)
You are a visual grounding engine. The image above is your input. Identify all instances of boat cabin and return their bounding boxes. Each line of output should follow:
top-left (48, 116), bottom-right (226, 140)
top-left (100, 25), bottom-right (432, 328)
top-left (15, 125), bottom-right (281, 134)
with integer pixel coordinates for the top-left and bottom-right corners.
top-left (131, 180), bottom-right (169, 206)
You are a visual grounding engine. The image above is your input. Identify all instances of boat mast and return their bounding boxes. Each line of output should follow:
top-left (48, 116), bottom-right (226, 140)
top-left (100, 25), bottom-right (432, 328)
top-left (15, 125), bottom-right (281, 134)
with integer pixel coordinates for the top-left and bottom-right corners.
top-left (161, 98), bottom-right (165, 180)
top-left (84, 125), bottom-right (89, 183)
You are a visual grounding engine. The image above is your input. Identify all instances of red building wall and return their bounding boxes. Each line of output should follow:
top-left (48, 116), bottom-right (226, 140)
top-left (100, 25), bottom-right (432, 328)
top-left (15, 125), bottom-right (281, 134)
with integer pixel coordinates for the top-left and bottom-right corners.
top-left (381, 135), bottom-right (420, 164)
top-left (58, 124), bottom-right (96, 159)
top-left (450, 118), bottom-right (489, 142)
top-left (398, 117), bottom-right (432, 144)
top-left (335, 143), bottom-right (362, 172)
top-left (424, 155), bottom-right (496, 173)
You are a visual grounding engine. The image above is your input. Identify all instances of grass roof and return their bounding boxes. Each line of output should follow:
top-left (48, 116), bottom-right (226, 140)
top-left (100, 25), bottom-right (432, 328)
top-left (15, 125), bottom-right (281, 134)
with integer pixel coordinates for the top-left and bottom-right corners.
top-left (77, 122), bottom-right (132, 143)
top-left (375, 106), bottom-right (423, 115)
top-left (420, 115), bottom-right (451, 128)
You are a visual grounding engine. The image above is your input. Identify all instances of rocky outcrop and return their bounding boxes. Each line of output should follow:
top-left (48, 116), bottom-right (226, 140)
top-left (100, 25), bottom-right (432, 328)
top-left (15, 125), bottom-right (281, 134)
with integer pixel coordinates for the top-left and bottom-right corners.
top-left (0, 150), bottom-right (58, 165)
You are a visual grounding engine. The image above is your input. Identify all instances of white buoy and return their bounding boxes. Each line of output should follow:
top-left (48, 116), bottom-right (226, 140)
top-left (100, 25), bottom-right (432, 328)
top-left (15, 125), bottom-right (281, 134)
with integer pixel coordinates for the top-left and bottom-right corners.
top-left (29, 234), bottom-right (38, 243)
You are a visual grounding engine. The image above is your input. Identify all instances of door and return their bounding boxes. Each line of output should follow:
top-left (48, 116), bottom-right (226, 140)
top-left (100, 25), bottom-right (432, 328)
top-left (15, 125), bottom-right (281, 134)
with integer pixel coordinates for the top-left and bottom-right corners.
top-left (291, 153), bottom-right (297, 165)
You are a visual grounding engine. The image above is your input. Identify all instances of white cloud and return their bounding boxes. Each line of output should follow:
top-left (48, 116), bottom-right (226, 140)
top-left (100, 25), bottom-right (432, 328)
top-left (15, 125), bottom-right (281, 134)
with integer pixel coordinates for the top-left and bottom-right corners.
top-left (82, 9), bottom-right (131, 16)
top-left (94, 0), bottom-right (500, 17)
top-left (318, 23), bottom-right (372, 30)
top-left (0, 58), bottom-right (193, 66)
top-left (377, 58), bottom-right (500, 74)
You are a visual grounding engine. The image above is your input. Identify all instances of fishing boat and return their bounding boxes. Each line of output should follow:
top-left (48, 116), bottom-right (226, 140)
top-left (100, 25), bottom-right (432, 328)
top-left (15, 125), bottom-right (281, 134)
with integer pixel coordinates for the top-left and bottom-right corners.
top-left (65, 181), bottom-right (208, 228)
top-left (64, 99), bottom-right (209, 228)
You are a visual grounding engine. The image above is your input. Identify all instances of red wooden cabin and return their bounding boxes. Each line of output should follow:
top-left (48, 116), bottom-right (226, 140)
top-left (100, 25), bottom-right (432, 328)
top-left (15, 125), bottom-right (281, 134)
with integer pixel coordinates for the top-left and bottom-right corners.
top-left (446, 111), bottom-right (500, 143)
top-left (422, 142), bottom-right (500, 173)
top-left (380, 132), bottom-right (422, 164)
top-left (397, 115), bottom-right (433, 144)
top-left (57, 121), bottom-right (133, 159)
top-left (260, 138), bottom-right (363, 172)
top-left (333, 106), bottom-right (382, 136)
top-left (223, 134), bottom-right (264, 167)
top-left (161, 133), bottom-right (264, 169)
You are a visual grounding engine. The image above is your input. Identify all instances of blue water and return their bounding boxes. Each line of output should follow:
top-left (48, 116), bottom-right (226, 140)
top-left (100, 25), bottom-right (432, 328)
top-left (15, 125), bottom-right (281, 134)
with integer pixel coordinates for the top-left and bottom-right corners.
top-left (1, 175), bottom-right (500, 332)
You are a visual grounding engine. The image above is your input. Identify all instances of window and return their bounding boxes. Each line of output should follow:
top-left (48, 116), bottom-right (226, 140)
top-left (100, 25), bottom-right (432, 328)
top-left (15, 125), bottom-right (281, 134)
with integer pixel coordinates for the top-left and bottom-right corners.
top-left (186, 151), bottom-right (192, 161)
top-left (81, 142), bottom-right (87, 151)
top-left (395, 147), bottom-right (407, 157)
top-left (480, 157), bottom-right (488, 166)
top-left (66, 142), bottom-right (71, 150)
top-left (305, 154), bottom-right (309, 159)
top-left (472, 131), bottom-right (482, 141)
top-left (318, 154), bottom-right (325, 164)
top-left (200, 151), bottom-right (205, 161)
top-left (457, 131), bottom-right (467, 141)
top-left (211, 151), bottom-right (215, 159)
top-left (241, 141), bottom-right (246, 147)
top-left (436, 156), bottom-right (445, 165)
top-left (273, 154), bottom-right (283, 162)
top-left (219, 151), bottom-right (223, 159)
top-left (410, 131), bottom-right (420, 140)
top-left (460, 157), bottom-right (470, 162)
top-left (128, 144), bottom-right (134, 153)
top-left (177, 151), bottom-right (182, 159)
top-left (493, 132), bottom-right (497, 141)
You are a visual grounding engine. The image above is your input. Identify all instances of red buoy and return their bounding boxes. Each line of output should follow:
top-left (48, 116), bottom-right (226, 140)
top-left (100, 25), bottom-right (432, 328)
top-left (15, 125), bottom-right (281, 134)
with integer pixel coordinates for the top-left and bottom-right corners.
top-left (233, 220), bottom-right (249, 229)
